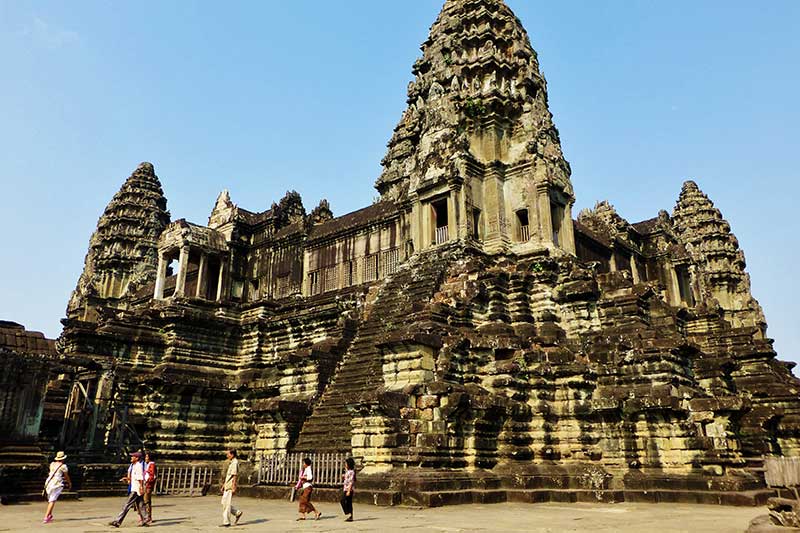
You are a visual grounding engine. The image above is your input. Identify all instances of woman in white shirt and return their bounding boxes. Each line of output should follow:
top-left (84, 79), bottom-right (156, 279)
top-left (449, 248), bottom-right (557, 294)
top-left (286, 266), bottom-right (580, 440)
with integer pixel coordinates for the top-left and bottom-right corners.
top-left (43, 451), bottom-right (72, 524)
top-left (294, 457), bottom-right (321, 520)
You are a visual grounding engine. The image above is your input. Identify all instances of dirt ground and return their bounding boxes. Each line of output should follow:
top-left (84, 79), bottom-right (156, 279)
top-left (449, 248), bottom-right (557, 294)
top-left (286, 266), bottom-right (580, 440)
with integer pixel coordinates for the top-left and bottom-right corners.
top-left (0, 495), bottom-right (764, 532)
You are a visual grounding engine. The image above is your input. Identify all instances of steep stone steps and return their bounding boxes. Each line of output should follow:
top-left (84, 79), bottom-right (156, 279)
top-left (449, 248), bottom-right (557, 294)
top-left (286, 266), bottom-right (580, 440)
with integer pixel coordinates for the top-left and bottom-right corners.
top-left (293, 245), bottom-right (460, 452)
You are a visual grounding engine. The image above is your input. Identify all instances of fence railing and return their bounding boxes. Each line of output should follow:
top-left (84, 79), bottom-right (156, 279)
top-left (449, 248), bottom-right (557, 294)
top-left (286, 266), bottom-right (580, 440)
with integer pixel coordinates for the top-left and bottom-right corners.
top-left (765, 456), bottom-right (800, 488)
top-left (155, 465), bottom-right (214, 496)
top-left (256, 452), bottom-right (351, 488)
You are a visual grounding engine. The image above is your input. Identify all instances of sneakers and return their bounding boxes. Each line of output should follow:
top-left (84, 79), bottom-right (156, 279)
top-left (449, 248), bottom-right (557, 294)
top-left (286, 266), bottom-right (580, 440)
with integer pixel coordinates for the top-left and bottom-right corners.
top-left (42, 515), bottom-right (53, 524)
top-left (109, 521), bottom-right (121, 528)
top-left (234, 511), bottom-right (243, 525)
top-left (218, 524), bottom-right (231, 528)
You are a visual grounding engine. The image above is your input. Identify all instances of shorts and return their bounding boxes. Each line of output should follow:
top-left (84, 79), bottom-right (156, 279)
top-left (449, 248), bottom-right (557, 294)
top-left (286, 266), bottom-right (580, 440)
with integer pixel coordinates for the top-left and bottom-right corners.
top-left (46, 487), bottom-right (63, 503)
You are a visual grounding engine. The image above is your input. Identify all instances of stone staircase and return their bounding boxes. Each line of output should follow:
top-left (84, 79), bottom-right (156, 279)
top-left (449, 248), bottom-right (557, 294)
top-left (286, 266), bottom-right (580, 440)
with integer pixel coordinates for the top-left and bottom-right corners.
top-left (293, 245), bottom-right (459, 452)
top-left (0, 441), bottom-right (47, 503)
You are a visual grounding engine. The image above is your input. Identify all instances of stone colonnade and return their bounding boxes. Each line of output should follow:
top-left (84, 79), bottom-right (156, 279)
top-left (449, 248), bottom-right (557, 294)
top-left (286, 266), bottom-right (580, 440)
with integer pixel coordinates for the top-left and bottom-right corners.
top-left (154, 245), bottom-right (226, 301)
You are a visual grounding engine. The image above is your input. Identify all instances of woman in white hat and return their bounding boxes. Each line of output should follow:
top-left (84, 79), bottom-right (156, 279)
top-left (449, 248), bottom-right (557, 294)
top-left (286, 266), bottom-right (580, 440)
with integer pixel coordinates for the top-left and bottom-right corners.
top-left (43, 451), bottom-right (72, 524)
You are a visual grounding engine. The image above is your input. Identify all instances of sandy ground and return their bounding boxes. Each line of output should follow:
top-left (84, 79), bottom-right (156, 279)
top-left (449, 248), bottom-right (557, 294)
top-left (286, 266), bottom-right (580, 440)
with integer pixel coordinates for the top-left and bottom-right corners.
top-left (0, 496), bottom-right (763, 532)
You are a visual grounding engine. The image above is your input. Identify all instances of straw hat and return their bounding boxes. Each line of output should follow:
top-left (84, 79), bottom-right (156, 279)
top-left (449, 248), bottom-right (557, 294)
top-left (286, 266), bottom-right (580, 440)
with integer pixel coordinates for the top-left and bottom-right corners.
top-left (54, 451), bottom-right (67, 461)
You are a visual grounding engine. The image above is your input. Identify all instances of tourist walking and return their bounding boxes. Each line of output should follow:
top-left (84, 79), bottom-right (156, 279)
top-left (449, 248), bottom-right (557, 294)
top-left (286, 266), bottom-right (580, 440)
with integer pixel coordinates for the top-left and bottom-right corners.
top-left (340, 457), bottom-right (356, 522)
top-left (42, 451), bottom-right (71, 524)
top-left (220, 449), bottom-right (243, 527)
top-left (295, 457), bottom-right (321, 521)
top-left (109, 452), bottom-right (150, 528)
top-left (143, 452), bottom-right (157, 522)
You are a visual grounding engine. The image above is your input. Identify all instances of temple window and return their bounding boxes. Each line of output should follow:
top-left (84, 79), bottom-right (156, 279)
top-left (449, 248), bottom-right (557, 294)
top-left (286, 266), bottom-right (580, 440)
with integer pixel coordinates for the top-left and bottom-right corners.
top-left (363, 254), bottom-right (379, 282)
top-left (380, 248), bottom-right (400, 278)
top-left (432, 198), bottom-right (449, 245)
top-left (321, 266), bottom-right (337, 293)
top-left (344, 260), bottom-right (356, 287)
top-left (550, 202), bottom-right (564, 246)
top-left (515, 209), bottom-right (530, 242)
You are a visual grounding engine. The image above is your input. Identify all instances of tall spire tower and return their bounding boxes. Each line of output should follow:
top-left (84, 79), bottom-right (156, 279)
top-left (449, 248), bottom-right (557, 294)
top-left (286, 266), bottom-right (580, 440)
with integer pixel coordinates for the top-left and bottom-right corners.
top-left (377, 0), bottom-right (575, 254)
top-left (67, 162), bottom-right (170, 321)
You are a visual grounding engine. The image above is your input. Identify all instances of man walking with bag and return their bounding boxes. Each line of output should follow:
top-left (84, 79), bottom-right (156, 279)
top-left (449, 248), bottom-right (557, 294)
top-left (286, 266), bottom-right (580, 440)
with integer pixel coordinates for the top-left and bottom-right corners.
top-left (220, 449), bottom-right (243, 527)
top-left (109, 452), bottom-right (150, 528)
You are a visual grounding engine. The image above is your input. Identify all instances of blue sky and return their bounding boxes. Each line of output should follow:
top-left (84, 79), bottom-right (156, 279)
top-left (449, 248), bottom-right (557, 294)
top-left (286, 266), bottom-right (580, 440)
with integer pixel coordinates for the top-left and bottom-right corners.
top-left (0, 1), bottom-right (797, 365)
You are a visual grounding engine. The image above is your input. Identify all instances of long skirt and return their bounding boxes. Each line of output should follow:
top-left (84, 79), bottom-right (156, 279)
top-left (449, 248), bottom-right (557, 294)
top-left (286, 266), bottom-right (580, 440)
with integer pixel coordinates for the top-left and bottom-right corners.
top-left (298, 487), bottom-right (316, 514)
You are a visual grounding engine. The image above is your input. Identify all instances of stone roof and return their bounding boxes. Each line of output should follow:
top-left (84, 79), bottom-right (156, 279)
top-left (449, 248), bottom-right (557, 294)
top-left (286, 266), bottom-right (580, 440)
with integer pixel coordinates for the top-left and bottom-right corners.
top-left (236, 207), bottom-right (274, 226)
top-left (160, 219), bottom-right (228, 252)
top-left (573, 219), bottom-right (611, 248)
top-left (273, 221), bottom-right (305, 241)
top-left (309, 201), bottom-right (400, 242)
top-left (631, 217), bottom-right (661, 235)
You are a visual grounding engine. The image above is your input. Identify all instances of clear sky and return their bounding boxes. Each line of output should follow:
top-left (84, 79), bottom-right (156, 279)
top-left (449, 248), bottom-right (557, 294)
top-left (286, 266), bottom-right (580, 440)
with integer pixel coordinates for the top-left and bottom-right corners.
top-left (1, 1), bottom-right (797, 365)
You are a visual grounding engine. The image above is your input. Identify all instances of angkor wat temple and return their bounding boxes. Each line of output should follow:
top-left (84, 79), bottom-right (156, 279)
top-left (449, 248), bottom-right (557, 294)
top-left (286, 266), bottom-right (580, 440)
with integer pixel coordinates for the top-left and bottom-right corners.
top-left (12, 0), bottom-right (800, 505)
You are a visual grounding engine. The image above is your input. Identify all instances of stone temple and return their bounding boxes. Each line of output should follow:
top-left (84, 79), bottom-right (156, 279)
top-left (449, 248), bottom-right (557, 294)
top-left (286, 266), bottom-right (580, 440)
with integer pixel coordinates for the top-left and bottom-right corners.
top-left (28, 0), bottom-right (800, 504)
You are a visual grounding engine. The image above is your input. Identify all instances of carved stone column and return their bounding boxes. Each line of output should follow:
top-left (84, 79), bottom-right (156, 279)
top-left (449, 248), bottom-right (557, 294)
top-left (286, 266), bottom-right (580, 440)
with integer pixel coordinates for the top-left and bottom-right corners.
top-left (174, 246), bottom-right (189, 297)
top-left (195, 252), bottom-right (207, 299)
top-left (668, 264), bottom-right (681, 306)
top-left (630, 255), bottom-right (641, 284)
top-left (153, 252), bottom-right (168, 300)
top-left (536, 184), bottom-right (553, 246)
top-left (560, 201), bottom-right (576, 254)
top-left (216, 259), bottom-right (225, 302)
top-left (483, 164), bottom-right (507, 253)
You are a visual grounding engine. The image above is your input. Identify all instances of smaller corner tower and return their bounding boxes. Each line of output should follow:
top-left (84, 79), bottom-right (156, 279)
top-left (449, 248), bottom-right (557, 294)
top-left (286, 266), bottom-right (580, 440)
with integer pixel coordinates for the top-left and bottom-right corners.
top-left (67, 162), bottom-right (170, 321)
top-left (671, 180), bottom-right (766, 332)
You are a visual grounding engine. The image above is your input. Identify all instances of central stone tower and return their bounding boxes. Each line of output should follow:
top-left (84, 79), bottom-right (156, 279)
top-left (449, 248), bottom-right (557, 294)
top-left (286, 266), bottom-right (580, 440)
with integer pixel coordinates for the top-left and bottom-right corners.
top-left (378, 0), bottom-right (575, 255)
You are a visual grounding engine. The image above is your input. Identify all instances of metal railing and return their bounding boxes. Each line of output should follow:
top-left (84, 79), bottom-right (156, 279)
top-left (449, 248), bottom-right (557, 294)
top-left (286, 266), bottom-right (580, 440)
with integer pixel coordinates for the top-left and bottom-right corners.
top-left (435, 226), bottom-right (449, 245)
top-left (256, 452), bottom-right (351, 488)
top-left (155, 465), bottom-right (214, 496)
